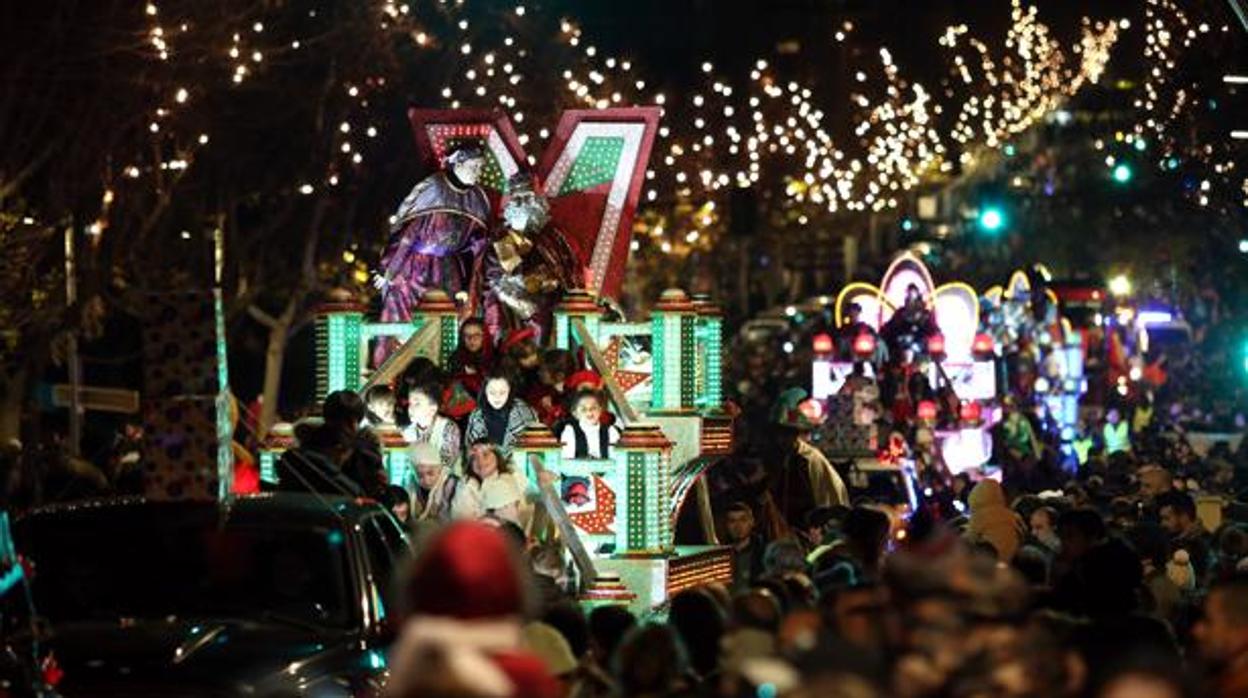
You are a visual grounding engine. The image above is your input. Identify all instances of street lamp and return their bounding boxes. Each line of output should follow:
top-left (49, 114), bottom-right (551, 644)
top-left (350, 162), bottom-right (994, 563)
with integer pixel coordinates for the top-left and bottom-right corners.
top-left (1108, 274), bottom-right (1132, 297)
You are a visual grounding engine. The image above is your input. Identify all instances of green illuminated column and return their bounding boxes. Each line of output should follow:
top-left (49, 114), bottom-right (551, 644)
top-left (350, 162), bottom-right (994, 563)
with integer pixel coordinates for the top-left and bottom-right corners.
top-left (315, 300), bottom-right (366, 403)
top-left (553, 289), bottom-right (603, 351)
top-left (259, 450), bottom-right (277, 483)
top-left (613, 425), bottom-right (672, 555)
top-left (650, 289), bottom-right (697, 412)
top-left (412, 290), bottom-right (460, 368)
top-left (692, 295), bottom-right (724, 412)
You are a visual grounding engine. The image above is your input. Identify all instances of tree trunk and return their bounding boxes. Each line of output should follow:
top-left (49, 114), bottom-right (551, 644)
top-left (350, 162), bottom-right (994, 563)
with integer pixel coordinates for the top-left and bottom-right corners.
top-left (0, 366), bottom-right (27, 442)
top-left (257, 311), bottom-right (293, 440)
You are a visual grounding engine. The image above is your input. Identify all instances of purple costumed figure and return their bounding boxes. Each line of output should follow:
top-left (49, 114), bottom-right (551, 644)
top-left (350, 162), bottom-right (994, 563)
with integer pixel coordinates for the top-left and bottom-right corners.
top-left (373, 146), bottom-right (491, 366)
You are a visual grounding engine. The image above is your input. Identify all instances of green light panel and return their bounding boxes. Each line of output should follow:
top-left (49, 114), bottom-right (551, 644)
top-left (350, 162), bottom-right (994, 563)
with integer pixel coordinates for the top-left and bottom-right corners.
top-left (680, 316), bottom-right (695, 409)
top-left (439, 316), bottom-right (458, 365)
top-left (654, 450), bottom-right (670, 549)
top-left (213, 291), bottom-right (233, 497)
top-left (554, 313), bottom-right (573, 351)
top-left (317, 311), bottom-right (363, 403)
top-left (695, 317), bottom-right (723, 410)
top-left (363, 322), bottom-right (417, 342)
top-left (557, 136), bottom-right (626, 195)
top-left (386, 449), bottom-right (411, 488)
top-left (626, 451), bottom-right (647, 551)
top-left (650, 314), bottom-right (666, 410)
top-left (260, 450), bottom-right (277, 482)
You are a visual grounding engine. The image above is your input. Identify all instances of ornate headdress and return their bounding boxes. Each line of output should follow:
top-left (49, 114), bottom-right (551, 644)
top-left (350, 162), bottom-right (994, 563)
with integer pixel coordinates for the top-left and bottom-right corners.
top-left (503, 172), bottom-right (551, 232)
top-left (446, 144), bottom-right (486, 165)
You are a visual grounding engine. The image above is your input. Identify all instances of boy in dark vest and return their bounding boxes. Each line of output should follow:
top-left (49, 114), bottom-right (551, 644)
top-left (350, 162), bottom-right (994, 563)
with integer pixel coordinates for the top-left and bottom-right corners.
top-left (559, 389), bottom-right (621, 460)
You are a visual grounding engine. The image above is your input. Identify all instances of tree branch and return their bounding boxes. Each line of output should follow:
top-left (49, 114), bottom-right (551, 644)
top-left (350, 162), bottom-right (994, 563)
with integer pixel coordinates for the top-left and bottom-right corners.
top-left (247, 304), bottom-right (277, 329)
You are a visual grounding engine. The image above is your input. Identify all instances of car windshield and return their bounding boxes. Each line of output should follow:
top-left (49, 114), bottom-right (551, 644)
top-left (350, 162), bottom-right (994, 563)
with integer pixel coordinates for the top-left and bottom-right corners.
top-left (15, 505), bottom-right (352, 630)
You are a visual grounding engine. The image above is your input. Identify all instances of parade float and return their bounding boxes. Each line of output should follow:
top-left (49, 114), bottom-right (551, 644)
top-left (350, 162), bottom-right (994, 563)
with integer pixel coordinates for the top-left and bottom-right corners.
top-left (983, 266), bottom-right (1086, 472)
top-left (814, 252), bottom-right (997, 477)
top-left (259, 107), bottom-right (734, 612)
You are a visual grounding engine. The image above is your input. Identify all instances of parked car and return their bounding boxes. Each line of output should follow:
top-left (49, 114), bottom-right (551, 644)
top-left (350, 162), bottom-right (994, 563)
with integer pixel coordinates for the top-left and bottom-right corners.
top-left (5, 493), bottom-right (410, 697)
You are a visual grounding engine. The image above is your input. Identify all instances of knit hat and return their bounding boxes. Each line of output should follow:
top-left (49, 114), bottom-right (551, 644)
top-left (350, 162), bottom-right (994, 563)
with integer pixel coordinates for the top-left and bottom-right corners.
top-left (404, 522), bottom-right (526, 619)
top-left (482, 476), bottom-right (524, 511)
top-left (1166, 549), bottom-right (1196, 591)
top-left (564, 370), bottom-right (603, 394)
top-left (500, 327), bottom-right (538, 355)
top-left (387, 523), bottom-right (558, 698)
top-left (410, 441), bottom-right (442, 469)
top-left (520, 622), bottom-right (578, 677)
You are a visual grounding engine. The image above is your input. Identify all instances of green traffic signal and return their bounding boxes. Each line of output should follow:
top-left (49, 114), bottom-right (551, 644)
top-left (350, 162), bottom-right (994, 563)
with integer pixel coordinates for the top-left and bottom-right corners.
top-left (978, 206), bottom-right (1005, 233)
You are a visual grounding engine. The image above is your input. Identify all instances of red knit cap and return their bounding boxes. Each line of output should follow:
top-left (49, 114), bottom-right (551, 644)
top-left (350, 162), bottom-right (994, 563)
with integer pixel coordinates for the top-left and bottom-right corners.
top-left (499, 327), bottom-right (538, 355)
top-left (564, 369), bottom-right (603, 393)
top-left (405, 522), bottom-right (525, 619)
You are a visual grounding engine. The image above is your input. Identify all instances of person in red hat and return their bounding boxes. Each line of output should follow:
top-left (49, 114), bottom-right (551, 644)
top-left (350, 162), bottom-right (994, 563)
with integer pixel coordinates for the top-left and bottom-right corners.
top-left (525, 349), bottom-right (577, 427)
top-left (562, 370), bottom-right (603, 395)
top-left (498, 327), bottom-right (543, 398)
top-left (385, 522), bottom-right (560, 698)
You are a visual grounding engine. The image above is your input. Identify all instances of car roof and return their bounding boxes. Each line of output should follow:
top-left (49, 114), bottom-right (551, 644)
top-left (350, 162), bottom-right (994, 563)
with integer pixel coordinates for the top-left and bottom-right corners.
top-left (18, 493), bottom-right (386, 527)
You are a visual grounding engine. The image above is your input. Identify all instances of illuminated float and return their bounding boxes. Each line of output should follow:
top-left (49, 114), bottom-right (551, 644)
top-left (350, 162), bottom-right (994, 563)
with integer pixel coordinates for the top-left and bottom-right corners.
top-left (983, 266), bottom-right (1085, 473)
top-left (261, 107), bottom-right (733, 612)
top-left (810, 252), bottom-right (996, 476)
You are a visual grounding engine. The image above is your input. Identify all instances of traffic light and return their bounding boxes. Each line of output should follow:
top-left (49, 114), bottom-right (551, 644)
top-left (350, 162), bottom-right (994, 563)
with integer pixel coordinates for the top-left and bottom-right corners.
top-left (1112, 163), bottom-right (1133, 184)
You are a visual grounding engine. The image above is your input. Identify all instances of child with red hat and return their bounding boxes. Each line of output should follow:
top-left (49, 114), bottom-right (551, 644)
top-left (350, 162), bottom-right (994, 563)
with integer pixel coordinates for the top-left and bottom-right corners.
top-left (498, 327), bottom-right (543, 398)
top-left (524, 349), bottom-right (577, 427)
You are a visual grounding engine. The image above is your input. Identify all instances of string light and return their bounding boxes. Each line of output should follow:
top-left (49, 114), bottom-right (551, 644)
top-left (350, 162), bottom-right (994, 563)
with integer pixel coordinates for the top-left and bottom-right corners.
top-left (46, 0), bottom-right (1139, 263)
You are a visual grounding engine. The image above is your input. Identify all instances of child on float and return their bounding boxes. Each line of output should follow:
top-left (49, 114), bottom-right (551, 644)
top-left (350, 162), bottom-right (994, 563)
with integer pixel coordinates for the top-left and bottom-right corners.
top-left (409, 441), bottom-right (459, 523)
top-left (497, 327), bottom-right (543, 397)
top-left (559, 385), bottom-right (622, 460)
top-left (363, 384), bottom-right (398, 429)
top-left (526, 348), bottom-right (577, 426)
top-left (447, 317), bottom-right (493, 398)
top-left (451, 439), bottom-right (535, 530)
top-left (402, 381), bottom-right (463, 476)
top-left (465, 369), bottom-right (539, 458)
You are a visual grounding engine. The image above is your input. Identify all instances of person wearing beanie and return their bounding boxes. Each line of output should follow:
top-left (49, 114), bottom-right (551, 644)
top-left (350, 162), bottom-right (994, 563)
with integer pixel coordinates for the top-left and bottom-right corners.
top-left (385, 522), bottom-right (559, 698)
top-left (411, 441), bottom-right (459, 523)
top-left (498, 327), bottom-right (543, 396)
top-left (482, 474), bottom-right (526, 527)
top-left (449, 318), bottom-right (495, 395)
top-left (965, 479), bottom-right (1026, 562)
